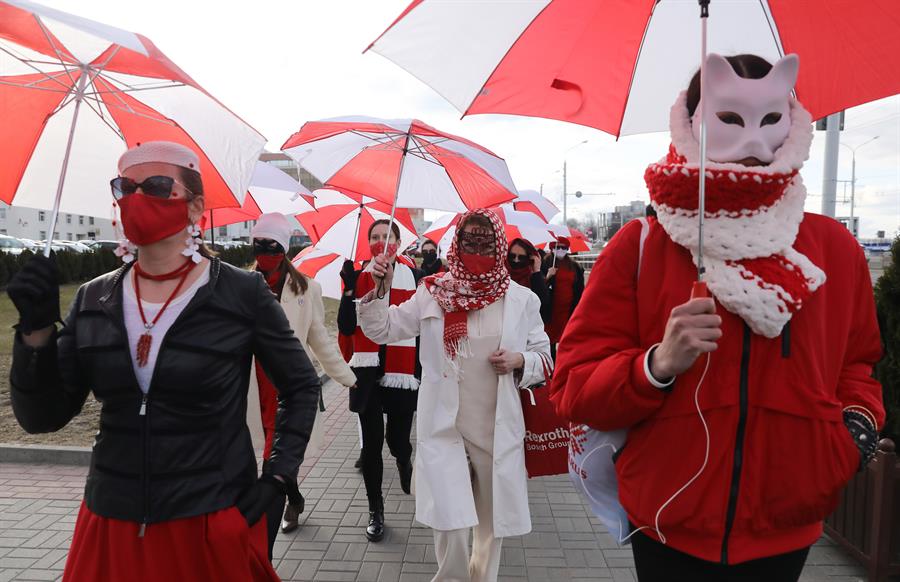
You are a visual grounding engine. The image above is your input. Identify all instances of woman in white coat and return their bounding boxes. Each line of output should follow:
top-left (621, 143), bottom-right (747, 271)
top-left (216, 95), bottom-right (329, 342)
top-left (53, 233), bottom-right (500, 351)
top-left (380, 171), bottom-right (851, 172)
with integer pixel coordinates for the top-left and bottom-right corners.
top-left (246, 213), bottom-right (357, 559)
top-left (360, 208), bottom-right (552, 582)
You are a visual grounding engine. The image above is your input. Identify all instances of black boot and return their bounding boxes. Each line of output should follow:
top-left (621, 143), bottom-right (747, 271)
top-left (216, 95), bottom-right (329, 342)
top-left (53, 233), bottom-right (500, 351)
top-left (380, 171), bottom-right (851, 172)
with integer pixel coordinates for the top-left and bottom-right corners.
top-left (397, 459), bottom-right (413, 495)
top-left (365, 497), bottom-right (385, 542)
top-left (280, 492), bottom-right (305, 534)
top-left (354, 452), bottom-right (363, 471)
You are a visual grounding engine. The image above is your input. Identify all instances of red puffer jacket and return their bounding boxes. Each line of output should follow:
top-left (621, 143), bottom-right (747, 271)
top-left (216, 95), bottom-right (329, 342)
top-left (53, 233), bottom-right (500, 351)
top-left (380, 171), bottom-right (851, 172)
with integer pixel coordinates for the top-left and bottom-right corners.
top-left (550, 213), bottom-right (883, 565)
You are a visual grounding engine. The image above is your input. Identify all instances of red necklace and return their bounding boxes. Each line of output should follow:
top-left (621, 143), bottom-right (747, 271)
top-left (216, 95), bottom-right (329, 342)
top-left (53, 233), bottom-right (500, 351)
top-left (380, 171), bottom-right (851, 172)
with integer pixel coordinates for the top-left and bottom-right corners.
top-left (132, 259), bottom-right (198, 367)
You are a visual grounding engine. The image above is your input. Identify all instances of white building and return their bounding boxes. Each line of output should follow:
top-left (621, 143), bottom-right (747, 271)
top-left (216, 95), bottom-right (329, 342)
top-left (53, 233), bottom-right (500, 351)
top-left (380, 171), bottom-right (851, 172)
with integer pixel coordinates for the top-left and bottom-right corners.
top-left (0, 202), bottom-right (116, 242)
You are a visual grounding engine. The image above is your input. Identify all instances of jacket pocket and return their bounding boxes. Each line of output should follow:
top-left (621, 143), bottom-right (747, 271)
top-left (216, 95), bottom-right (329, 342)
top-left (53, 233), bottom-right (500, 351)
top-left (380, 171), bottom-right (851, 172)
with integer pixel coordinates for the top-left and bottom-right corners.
top-left (742, 406), bottom-right (859, 532)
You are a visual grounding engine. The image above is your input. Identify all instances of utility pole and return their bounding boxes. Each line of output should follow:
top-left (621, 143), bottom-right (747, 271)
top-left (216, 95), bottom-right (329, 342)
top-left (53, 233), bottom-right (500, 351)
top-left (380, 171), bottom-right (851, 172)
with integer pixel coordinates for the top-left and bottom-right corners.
top-left (840, 136), bottom-right (878, 238)
top-left (820, 112), bottom-right (842, 218)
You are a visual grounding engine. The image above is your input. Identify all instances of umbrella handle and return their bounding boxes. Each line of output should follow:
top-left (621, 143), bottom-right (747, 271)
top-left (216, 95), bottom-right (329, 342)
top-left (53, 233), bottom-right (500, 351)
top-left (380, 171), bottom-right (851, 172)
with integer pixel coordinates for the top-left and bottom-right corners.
top-left (45, 71), bottom-right (88, 258)
top-left (691, 281), bottom-right (709, 299)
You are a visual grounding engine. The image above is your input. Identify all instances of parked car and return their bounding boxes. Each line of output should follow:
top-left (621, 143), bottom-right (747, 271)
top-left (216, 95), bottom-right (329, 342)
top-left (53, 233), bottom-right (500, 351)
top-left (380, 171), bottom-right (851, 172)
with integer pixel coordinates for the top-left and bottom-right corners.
top-left (84, 240), bottom-right (120, 251)
top-left (0, 235), bottom-right (26, 255)
top-left (37, 240), bottom-right (69, 254)
top-left (18, 238), bottom-right (39, 251)
top-left (55, 240), bottom-right (91, 253)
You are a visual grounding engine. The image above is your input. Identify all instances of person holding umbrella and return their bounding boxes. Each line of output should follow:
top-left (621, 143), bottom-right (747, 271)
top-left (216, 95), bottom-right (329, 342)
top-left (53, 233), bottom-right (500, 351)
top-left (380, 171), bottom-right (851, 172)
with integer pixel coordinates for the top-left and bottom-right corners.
top-left (359, 208), bottom-right (552, 582)
top-left (420, 239), bottom-right (446, 276)
top-left (551, 54), bottom-right (883, 580)
top-left (543, 236), bottom-right (584, 357)
top-left (337, 219), bottom-right (422, 542)
top-left (247, 213), bottom-right (357, 556)
top-left (507, 237), bottom-right (550, 321)
top-left (6, 142), bottom-right (321, 581)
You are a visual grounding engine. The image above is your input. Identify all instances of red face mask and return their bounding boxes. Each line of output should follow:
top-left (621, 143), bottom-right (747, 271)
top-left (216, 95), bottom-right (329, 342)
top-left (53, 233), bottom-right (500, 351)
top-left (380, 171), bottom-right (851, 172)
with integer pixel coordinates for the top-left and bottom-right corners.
top-left (117, 193), bottom-right (190, 246)
top-left (369, 241), bottom-right (398, 258)
top-left (255, 253), bottom-right (284, 273)
top-left (460, 253), bottom-right (495, 275)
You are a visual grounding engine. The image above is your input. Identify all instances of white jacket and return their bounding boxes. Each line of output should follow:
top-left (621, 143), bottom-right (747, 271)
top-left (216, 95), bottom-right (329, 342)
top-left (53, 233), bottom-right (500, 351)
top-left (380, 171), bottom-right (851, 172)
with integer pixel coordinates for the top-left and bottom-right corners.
top-left (248, 279), bottom-right (356, 457)
top-left (359, 281), bottom-right (551, 537)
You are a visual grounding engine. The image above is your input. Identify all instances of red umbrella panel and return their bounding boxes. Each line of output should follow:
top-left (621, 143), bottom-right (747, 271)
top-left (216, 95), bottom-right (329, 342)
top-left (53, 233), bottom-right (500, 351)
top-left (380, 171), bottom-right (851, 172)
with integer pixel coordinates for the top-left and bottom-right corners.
top-left (0, 1), bottom-right (266, 256)
top-left (546, 225), bottom-right (590, 253)
top-left (292, 246), bottom-right (360, 300)
top-left (281, 117), bottom-right (518, 213)
top-left (512, 189), bottom-right (560, 223)
top-left (297, 188), bottom-right (418, 262)
top-left (368, 0), bottom-right (900, 136)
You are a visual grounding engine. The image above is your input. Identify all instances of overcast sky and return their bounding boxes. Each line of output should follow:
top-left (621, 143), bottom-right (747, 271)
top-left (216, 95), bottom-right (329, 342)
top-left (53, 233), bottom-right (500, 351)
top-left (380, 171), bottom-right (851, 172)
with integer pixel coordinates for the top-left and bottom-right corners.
top-left (37, 0), bottom-right (900, 238)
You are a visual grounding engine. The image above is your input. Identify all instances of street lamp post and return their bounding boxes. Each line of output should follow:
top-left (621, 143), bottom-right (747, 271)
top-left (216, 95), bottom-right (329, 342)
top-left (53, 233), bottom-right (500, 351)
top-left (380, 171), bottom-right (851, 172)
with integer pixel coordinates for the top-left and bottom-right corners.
top-left (840, 136), bottom-right (879, 238)
top-left (562, 140), bottom-right (588, 224)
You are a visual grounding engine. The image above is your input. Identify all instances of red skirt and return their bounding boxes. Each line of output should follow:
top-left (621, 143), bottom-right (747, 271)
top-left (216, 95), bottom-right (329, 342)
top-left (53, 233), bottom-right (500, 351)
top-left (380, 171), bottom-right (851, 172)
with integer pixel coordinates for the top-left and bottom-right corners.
top-left (62, 501), bottom-right (279, 582)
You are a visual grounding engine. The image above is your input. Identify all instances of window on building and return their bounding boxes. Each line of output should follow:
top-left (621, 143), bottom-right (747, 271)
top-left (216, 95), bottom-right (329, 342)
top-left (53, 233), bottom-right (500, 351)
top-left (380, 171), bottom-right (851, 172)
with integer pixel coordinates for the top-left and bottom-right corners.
top-left (67, 233), bottom-right (73, 240)
top-left (39, 231), bottom-right (46, 240)
top-left (79, 216), bottom-right (84, 225)
top-left (89, 217), bottom-right (95, 225)
top-left (0, 229), bottom-right (6, 235)
top-left (38, 211), bottom-right (46, 222)
top-left (0, 208), bottom-right (6, 219)
top-left (218, 226), bottom-right (227, 236)
top-left (66, 214), bottom-right (71, 224)
top-left (53, 231), bottom-right (59, 239)
top-left (243, 221), bottom-right (249, 228)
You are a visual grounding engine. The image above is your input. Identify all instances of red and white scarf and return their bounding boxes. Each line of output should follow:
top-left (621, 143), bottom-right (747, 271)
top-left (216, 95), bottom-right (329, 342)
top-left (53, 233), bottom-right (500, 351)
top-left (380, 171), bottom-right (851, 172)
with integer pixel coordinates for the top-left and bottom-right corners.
top-left (645, 92), bottom-right (825, 338)
top-left (424, 208), bottom-right (510, 359)
top-left (350, 258), bottom-right (418, 390)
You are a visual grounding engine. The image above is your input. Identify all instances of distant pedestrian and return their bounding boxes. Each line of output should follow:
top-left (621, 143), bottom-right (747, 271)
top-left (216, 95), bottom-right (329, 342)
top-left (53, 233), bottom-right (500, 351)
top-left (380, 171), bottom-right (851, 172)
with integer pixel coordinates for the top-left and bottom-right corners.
top-left (420, 239), bottom-right (446, 276)
top-left (248, 212), bottom-right (357, 557)
top-left (506, 237), bottom-right (550, 321)
top-left (543, 236), bottom-right (584, 357)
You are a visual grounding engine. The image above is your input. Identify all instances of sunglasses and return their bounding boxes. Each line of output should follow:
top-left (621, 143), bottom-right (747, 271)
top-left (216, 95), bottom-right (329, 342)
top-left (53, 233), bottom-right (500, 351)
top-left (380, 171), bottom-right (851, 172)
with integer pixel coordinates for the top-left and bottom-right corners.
top-left (252, 238), bottom-right (285, 255)
top-left (110, 176), bottom-right (193, 200)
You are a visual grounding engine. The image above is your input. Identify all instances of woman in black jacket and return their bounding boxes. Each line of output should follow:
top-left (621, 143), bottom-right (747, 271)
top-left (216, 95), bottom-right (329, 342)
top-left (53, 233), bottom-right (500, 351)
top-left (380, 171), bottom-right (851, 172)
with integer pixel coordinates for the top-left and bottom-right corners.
top-left (507, 237), bottom-right (550, 322)
top-left (7, 142), bottom-right (321, 582)
top-left (419, 239), bottom-right (446, 276)
top-left (338, 219), bottom-right (422, 542)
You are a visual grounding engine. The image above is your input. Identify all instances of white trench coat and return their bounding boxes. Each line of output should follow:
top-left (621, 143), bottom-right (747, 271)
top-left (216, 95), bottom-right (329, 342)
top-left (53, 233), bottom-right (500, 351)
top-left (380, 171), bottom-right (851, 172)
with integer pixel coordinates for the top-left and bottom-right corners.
top-left (247, 279), bottom-right (356, 458)
top-left (359, 281), bottom-right (551, 537)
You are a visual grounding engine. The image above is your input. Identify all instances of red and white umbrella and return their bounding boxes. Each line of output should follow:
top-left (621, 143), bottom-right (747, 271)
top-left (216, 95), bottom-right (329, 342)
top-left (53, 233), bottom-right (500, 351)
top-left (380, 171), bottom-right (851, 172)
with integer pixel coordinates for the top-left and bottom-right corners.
top-left (281, 116), bottom-right (518, 213)
top-left (547, 225), bottom-right (591, 253)
top-left (512, 189), bottom-right (560, 223)
top-left (424, 203), bottom-right (555, 254)
top-left (0, 1), bottom-right (265, 255)
top-left (296, 187), bottom-right (418, 263)
top-left (292, 246), bottom-right (359, 300)
top-left (368, 1), bottom-right (900, 136)
top-left (202, 161), bottom-right (314, 230)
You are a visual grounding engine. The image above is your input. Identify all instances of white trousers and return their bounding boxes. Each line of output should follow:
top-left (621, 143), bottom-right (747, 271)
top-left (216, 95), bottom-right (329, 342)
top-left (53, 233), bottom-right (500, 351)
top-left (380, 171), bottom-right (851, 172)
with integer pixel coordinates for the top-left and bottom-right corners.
top-left (431, 441), bottom-right (503, 582)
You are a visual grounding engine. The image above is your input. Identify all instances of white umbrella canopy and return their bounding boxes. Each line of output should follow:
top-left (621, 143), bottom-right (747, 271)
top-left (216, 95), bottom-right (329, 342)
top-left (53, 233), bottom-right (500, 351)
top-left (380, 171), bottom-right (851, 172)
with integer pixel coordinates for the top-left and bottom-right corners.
top-left (292, 246), bottom-right (358, 300)
top-left (0, 0), bottom-right (265, 253)
top-left (512, 189), bottom-right (560, 223)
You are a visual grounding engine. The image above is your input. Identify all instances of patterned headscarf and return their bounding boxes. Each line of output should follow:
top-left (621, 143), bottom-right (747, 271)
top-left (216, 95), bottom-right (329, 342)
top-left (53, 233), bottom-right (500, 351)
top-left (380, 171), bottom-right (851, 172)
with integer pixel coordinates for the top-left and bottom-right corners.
top-left (424, 208), bottom-right (510, 359)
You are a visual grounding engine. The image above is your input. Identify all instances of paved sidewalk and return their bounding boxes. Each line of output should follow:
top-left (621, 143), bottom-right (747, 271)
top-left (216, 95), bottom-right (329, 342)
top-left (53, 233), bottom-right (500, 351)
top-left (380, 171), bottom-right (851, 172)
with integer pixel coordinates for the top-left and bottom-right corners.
top-left (1, 381), bottom-right (868, 581)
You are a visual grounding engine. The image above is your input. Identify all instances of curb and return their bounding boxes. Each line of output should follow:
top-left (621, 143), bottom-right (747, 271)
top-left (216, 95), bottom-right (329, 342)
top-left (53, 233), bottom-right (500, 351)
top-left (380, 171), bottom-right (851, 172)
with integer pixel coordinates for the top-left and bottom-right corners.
top-left (0, 373), bottom-right (336, 467)
top-left (0, 444), bottom-right (92, 466)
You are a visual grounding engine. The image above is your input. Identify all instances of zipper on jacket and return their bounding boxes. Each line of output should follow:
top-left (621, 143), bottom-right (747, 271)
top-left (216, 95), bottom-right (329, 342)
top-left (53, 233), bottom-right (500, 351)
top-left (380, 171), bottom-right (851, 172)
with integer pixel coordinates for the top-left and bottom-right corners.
top-left (720, 324), bottom-right (751, 564)
top-left (138, 393), bottom-right (149, 538)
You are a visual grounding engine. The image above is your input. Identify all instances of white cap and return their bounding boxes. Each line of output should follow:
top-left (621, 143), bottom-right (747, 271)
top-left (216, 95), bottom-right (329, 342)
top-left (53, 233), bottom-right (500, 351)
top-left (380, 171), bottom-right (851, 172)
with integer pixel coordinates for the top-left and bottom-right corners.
top-left (118, 141), bottom-right (200, 174)
top-left (251, 213), bottom-right (292, 252)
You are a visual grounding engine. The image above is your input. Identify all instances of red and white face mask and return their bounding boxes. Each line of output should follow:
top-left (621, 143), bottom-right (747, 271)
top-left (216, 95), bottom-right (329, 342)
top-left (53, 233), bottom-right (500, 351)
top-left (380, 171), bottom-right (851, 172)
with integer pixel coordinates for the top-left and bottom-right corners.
top-left (691, 53), bottom-right (798, 164)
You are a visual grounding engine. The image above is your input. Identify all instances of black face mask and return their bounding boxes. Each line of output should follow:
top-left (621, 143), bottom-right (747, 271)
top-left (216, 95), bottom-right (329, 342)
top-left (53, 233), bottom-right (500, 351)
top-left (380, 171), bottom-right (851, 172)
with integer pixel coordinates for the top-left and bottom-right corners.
top-left (508, 254), bottom-right (529, 269)
top-left (422, 250), bottom-right (437, 263)
top-left (253, 238), bottom-right (285, 256)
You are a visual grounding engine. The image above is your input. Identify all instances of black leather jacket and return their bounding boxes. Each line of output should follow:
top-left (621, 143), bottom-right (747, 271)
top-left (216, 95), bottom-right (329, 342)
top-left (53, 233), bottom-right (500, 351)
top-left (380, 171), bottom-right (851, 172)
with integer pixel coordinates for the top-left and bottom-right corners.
top-left (10, 259), bottom-right (320, 525)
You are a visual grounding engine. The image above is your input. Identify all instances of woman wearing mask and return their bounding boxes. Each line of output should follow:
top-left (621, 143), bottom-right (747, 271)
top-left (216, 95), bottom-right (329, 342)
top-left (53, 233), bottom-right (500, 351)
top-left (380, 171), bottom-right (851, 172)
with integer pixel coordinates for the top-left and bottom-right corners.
top-left (543, 237), bottom-right (585, 357)
top-left (360, 208), bottom-right (552, 582)
top-left (7, 142), bottom-right (321, 581)
top-left (506, 237), bottom-right (550, 321)
top-left (551, 54), bottom-right (882, 581)
top-left (420, 239), bottom-right (446, 276)
top-left (247, 213), bottom-right (357, 556)
top-left (337, 219), bottom-right (422, 542)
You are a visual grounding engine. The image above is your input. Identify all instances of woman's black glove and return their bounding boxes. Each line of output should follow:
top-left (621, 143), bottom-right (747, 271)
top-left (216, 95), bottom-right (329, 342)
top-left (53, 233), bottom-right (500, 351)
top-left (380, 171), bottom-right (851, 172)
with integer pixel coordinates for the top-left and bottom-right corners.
top-left (843, 409), bottom-right (878, 471)
top-left (340, 260), bottom-right (358, 294)
top-left (235, 474), bottom-right (286, 527)
top-left (7, 254), bottom-right (61, 334)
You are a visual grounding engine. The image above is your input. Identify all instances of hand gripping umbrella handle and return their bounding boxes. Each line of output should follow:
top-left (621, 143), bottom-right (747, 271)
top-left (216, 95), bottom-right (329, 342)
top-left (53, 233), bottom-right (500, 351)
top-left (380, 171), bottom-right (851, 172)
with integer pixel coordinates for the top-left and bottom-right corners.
top-left (691, 281), bottom-right (709, 299)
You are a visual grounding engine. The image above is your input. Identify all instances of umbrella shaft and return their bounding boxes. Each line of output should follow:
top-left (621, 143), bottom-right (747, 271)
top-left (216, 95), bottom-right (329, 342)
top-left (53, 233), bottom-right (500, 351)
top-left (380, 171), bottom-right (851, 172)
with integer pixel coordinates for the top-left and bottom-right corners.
top-left (696, 3), bottom-right (709, 281)
top-left (377, 129), bottom-right (412, 300)
top-left (45, 72), bottom-right (88, 258)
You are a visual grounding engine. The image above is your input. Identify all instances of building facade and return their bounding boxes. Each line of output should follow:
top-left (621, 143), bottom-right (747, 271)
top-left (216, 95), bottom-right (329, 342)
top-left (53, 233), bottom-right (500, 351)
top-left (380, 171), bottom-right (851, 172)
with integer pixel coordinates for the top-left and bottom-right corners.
top-left (0, 203), bottom-right (116, 242)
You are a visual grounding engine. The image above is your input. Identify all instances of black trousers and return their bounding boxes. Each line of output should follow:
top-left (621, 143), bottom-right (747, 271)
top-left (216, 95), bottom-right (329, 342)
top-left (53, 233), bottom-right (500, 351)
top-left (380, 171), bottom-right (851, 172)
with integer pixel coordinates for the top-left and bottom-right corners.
top-left (359, 405), bottom-right (414, 501)
top-left (630, 529), bottom-right (810, 582)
